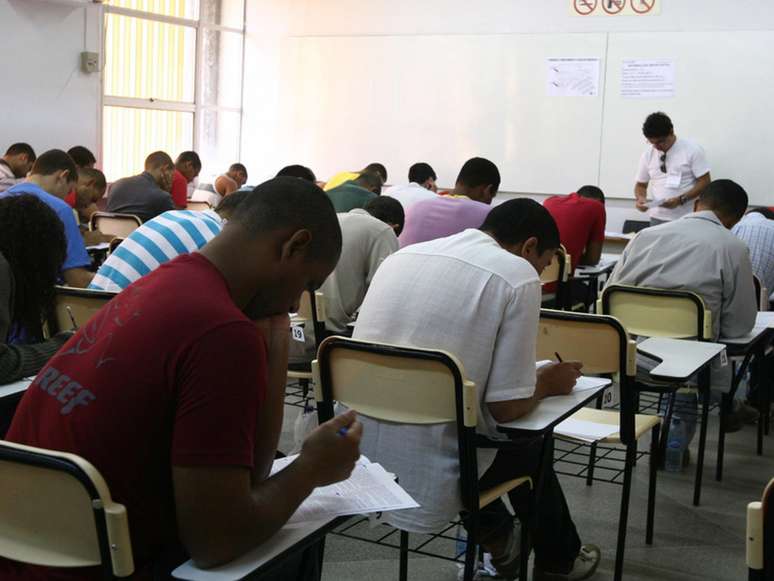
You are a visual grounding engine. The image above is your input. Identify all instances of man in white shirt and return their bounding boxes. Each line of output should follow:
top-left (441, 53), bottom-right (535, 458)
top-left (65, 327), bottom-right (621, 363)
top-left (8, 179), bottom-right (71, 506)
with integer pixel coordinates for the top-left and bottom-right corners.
top-left (321, 197), bottom-right (404, 333)
top-left (353, 199), bottom-right (600, 581)
top-left (634, 112), bottom-right (711, 225)
top-left (0, 143), bottom-right (36, 193)
top-left (733, 208), bottom-right (774, 303)
top-left (383, 162), bottom-right (438, 210)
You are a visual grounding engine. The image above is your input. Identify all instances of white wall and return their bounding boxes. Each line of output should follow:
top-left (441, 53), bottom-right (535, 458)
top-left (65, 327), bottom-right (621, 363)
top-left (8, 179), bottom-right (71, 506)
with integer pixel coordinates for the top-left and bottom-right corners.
top-left (0, 0), bottom-right (102, 159)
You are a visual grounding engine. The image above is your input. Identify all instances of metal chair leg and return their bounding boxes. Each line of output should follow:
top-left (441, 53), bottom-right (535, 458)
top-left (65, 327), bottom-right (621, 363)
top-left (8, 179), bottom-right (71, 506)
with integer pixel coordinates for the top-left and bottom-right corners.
top-left (399, 530), bottom-right (409, 581)
top-left (615, 444), bottom-right (636, 581)
top-left (658, 391), bottom-right (677, 469)
top-left (519, 514), bottom-right (530, 581)
top-left (716, 392), bottom-right (731, 481)
top-left (694, 377), bottom-right (710, 506)
top-left (646, 423), bottom-right (660, 545)
top-left (463, 523), bottom-right (478, 581)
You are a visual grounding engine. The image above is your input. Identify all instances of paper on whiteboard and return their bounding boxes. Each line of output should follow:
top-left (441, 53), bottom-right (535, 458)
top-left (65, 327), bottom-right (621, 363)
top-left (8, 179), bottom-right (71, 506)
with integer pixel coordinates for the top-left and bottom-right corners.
top-left (271, 455), bottom-right (419, 524)
top-left (621, 59), bottom-right (675, 99)
top-left (547, 58), bottom-right (601, 97)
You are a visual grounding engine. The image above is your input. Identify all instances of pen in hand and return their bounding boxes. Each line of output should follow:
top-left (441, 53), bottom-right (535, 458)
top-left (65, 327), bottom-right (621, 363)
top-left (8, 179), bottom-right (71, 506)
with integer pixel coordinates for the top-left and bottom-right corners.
top-left (65, 306), bottom-right (79, 331)
top-left (555, 352), bottom-right (563, 363)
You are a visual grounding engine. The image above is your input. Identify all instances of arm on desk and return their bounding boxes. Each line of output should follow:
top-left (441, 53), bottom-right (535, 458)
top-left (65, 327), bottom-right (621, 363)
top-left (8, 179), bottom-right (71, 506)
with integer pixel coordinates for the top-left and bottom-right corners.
top-left (488, 361), bottom-right (582, 423)
top-left (62, 267), bottom-right (95, 288)
top-left (579, 240), bottom-right (603, 267)
top-left (174, 411), bottom-right (362, 569)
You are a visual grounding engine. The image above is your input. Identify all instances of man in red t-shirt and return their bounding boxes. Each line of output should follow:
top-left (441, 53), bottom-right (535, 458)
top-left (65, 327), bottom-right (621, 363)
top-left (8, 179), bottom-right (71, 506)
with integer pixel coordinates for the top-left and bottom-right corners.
top-left (2, 177), bottom-right (362, 580)
top-left (170, 151), bottom-right (202, 209)
top-left (543, 185), bottom-right (606, 268)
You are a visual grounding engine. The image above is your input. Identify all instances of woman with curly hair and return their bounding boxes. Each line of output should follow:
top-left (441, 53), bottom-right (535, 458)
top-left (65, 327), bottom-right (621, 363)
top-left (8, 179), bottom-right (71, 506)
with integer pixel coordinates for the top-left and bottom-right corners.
top-left (0, 194), bottom-right (74, 384)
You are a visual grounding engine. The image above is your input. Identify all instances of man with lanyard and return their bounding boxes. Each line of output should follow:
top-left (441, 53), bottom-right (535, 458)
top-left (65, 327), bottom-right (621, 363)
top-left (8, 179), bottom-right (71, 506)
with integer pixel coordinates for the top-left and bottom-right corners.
top-left (634, 112), bottom-right (711, 226)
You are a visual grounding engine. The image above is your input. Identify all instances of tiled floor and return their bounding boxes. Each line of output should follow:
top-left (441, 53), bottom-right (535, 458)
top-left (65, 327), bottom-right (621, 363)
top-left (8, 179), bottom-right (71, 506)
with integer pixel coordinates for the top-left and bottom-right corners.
top-left (280, 397), bottom-right (773, 581)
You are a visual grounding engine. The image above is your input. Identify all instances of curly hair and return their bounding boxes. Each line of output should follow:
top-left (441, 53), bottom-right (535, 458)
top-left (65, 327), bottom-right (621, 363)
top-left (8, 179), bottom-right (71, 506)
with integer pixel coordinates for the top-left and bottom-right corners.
top-left (0, 195), bottom-right (67, 339)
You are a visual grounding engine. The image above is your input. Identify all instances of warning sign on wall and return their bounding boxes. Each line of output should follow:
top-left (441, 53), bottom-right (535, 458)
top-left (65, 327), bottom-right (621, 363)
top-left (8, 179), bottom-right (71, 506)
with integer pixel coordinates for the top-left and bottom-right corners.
top-left (571, 0), bottom-right (660, 17)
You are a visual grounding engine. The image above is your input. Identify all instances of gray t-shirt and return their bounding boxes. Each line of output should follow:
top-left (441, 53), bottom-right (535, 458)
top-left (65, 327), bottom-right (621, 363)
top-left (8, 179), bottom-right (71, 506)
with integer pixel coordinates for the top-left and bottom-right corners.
top-left (107, 172), bottom-right (174, 223)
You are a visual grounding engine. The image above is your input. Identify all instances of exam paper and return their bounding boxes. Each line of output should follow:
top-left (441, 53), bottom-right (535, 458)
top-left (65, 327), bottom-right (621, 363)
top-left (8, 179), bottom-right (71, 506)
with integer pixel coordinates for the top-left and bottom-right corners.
top-left (572, 376), bottom-right (612, 393)
top-left (755, 311), bottom-right (774, 328)
top-left (555, 417), bottom-right (618, 443)
top-left (271, 455), bottom-right (419, 524)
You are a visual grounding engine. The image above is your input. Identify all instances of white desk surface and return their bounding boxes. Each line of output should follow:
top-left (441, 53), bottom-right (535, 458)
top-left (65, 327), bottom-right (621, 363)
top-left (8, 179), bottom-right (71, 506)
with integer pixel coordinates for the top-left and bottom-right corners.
top-left (0, 378), bottom-right (31, 400)
top-left (173, 518), bottom-right (334, 580)
top-left (497, 380), bottom-right (610, 434)
top-left (720, 325), bottom-right (770, 347)
top-left (574, 255), bottom-right (618, 277)
top-left (637, 338), bottom-right (725, 381)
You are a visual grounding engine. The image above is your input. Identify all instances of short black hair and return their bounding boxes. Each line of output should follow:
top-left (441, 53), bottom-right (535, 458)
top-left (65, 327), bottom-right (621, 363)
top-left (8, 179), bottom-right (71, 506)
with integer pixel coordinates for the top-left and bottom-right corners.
top-left (176, 151), bottom-right (202, 170)
top-left (642, 112), bottom-right (674, 139)
top-left (699, 179), bottom-right (748, 223)
top-left (78, 167), bottom-right (106, 191)
top-left (67, 146), bottom-right (96, 168)
top-left (31, 149), bottom-right (78, 183)
top-left (577, 185), bottom-right (605, 204)
top-left (355, 170), bottom-right (384, 192)
top-left (363, 163), bottom-right (387, 182)
top-left (4, 143), bottom-right (36, 161)
top-left (215, 189), bottom-right (252, 216)
top-left (480, 198), bottom-right (560, 254)
top-left (456, 157), bottom-right (501, 195)
top-left (230, 177), bottom-right (342, 263)
top-left (408, 162), bottom-right (436, 184)
top-left (750, 207), bottom-right (774, 220)
top-left (229, 163), bottom-right (248, 177)
top-left (276, 164), bottom-right (316, 182)
top-left (364, 196), bottom-right (405, 236)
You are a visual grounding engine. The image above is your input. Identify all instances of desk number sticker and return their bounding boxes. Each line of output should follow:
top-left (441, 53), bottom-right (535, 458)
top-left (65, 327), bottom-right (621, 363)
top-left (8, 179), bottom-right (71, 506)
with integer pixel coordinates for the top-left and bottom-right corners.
top-left (719, 348), bottom-right (728, 367)
top-left (291, 326), bottom-right (305, 343)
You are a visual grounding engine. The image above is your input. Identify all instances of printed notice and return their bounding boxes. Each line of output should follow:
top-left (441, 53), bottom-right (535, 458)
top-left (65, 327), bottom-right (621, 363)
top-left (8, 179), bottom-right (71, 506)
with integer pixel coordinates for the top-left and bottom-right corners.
top-left (547, 58), bottom-right (601, 97)
top-left (621, 59), bottom-right (675, 99)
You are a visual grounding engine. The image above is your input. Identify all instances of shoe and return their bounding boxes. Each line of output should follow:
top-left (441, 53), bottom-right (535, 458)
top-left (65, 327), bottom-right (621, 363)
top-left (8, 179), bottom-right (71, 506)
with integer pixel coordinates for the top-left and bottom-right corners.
top-left (489, 525), bottom-right (521, 580)
top-left (533, 544), bottom-right (601, 580)
top-left (722, 401), bottom-right (759, 433)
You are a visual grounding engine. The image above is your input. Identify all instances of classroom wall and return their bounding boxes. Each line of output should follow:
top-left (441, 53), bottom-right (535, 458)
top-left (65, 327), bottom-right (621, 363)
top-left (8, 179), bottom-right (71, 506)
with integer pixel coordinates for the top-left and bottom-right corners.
top-left (241, 0), bottom-right (774, 224)
top-left (0, 0), bottom-right (102, 159)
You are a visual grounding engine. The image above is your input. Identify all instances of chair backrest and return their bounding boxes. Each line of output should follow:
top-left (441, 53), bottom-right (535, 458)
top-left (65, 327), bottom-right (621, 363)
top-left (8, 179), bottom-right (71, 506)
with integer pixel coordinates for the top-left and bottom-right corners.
top-left (108, 237), bottom-right (124, 254)
top-left (599, 284), bottom-right (712, 340)
top-left (296, 290), bottom-right (327, 349)
top-left (0, 440), bottom-right (134, 577)
top-left (313, 336), bottom-right (480, 509)
top-left (747, 477), bottom-right (774, 580)
top-left (539, 245), bottom-right (570, 286)
top-left (622, 219), bottom-right (649, 234)
top-left (537, 309), bottom-right (638, 444)
top-left (48, 286), bottom-right (117, 335)
top-left (754, 274), bottom-right (769, 312)
top-left (185, 201), bottom-right (211, 212)
top-left (89, 212), bottom-right (142, 238)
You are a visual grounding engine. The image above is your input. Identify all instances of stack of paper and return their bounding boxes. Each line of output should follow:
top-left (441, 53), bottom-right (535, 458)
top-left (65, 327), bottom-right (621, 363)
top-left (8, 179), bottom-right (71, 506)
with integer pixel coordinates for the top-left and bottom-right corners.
top-left (555, 418), bottom-right (618, 443)
top-left (572, 376), bottom-right (612, 393)
top-left (755, 311), bottom-right (774, 328)
top-left (271, 455), bottom-right (419, 525)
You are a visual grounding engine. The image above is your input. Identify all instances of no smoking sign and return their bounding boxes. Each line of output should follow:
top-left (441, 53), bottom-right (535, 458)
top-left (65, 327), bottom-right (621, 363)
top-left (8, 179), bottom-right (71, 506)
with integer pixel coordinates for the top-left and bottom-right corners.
top-left (571, 0), bottom-right (659, 16)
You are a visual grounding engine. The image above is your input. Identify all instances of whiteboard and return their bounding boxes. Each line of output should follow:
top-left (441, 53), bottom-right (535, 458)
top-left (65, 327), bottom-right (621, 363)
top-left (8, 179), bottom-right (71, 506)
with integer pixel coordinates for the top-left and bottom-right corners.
top-left (277, 33), bottom-right (607, 195)
top-left (599, 30), bottom-right (774, 205)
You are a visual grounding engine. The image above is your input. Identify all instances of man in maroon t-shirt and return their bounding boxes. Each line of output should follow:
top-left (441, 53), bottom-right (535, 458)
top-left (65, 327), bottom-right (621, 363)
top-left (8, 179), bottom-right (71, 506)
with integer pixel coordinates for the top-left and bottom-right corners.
top-left (170, 151), bottom-right (202, 209)
top-left (2, 177), bottom-right (362, 580)
top-left (543, 185), bottom-right (606, 268)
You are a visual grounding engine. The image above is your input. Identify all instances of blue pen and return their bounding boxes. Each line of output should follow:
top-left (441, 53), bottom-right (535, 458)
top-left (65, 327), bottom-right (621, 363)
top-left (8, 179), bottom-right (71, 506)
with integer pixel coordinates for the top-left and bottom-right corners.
top-left (337, 426), bottom-right (349, 437)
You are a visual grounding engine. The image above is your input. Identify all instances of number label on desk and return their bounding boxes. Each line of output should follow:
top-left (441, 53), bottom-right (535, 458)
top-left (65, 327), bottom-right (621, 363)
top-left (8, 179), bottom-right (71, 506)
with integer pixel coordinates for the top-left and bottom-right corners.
top-left (719, 349), bottom-right (728, 367)
top-left (602, 383), bottom-right (619, 408)
top-left (291, 326), bottom-right (305, 343)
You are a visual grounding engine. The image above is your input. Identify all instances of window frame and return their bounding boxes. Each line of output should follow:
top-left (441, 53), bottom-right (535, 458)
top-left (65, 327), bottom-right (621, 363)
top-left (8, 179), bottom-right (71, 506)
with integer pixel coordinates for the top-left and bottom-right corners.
top-left (100, 2), bottom-right (246, 175)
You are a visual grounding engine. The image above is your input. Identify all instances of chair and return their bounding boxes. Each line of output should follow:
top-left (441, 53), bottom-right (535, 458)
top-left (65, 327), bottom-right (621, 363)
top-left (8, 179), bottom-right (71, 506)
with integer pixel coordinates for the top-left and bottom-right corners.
top-left (287, 291), bottom-right (327, 405)
top-left (540, 245), bottom-right (571, 310)
top-left (0, 439), bottom-right (134, 578)
top-left (47, 286), bottom-right (117, 335)
top-left (537, 309), bottom-right (660, 581)
top-left (754, 274), bottom-right (769, 311)
top-left (89, 212), bottom-right (142, 238)
top-left (185, 201), bottom-right (211, 212)
top-left (598, 284), bottom-right (715, 506)
top-left (108, 237), bottom-right (124, 254)
top-left (622, 220), bottom-right (650, 234)
top-left (747, 477), bottom-right (774, 581)
top-left (313, 336), bottom-right (532, 581)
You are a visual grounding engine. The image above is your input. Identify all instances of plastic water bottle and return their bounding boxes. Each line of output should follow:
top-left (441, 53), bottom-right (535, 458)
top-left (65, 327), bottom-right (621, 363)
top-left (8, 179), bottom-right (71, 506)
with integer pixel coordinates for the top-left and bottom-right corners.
top-left (455, 524), bottom-right (467, 558)
top-left (665, 417), bottom-right (685, 472)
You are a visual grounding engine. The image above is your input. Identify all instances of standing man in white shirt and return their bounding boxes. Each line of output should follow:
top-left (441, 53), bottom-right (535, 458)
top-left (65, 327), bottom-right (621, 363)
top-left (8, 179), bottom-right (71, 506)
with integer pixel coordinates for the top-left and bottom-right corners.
top-left (383, 162), bottom-right (438, 210)
top-left (634, 112), bottom-right (711, 225)
top-left (0, 143), bottom-right (36, 193)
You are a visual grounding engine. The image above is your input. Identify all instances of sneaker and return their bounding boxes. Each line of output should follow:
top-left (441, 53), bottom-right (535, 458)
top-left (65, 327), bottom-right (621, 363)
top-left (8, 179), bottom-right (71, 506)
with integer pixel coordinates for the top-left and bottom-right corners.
top-left (489, 525), bottom-right (522, 580)
top-left (723, 401), bottom-right (759, 433)
top-left (533, 544), bottom-right (601, 580)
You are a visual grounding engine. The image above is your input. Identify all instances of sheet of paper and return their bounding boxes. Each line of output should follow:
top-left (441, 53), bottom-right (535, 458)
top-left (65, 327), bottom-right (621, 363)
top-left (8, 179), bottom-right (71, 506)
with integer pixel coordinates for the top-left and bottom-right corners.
top-left (555, 417), bottom-right (618, 443)
top-left (755, 311), bottom-right (774, 328)
top-left (271, 455), bottom-right (418, 525)
top-left (604, 230), bottom-right (636, 240)
top-left (572, 376), bottom-right (612, 393)
top-left (546, 57), bottom-right (600, 97)
top-left (621, 59), bottom-right (676, 99)
top-left (86, 242), bottom-right (111, 251)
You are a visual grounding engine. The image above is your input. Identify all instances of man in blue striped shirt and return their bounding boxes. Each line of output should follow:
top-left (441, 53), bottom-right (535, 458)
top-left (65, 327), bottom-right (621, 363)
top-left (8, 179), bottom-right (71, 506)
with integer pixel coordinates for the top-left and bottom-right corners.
top-left (89, 191), bottom-right (249, 292)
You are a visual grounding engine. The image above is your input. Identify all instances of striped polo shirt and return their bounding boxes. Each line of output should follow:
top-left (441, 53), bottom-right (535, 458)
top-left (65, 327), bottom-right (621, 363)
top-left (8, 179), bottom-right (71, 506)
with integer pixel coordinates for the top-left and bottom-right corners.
top-left (89, 209), bottom-right (222, 292)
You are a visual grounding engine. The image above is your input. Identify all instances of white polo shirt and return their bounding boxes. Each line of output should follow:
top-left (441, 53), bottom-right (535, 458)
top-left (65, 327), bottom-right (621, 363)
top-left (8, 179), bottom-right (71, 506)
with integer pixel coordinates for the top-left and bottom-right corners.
top-left (382, 182), bottom-right (437, 210)
top-left (635, 137), bottom-right (710, 221)
top-left (351, 228), bottom-right (541, 532)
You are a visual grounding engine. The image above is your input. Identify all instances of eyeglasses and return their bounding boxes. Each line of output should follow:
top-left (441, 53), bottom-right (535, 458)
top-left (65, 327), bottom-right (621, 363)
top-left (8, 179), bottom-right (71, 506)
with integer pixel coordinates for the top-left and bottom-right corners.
top-left (660, 153), bottom-right (667, 174)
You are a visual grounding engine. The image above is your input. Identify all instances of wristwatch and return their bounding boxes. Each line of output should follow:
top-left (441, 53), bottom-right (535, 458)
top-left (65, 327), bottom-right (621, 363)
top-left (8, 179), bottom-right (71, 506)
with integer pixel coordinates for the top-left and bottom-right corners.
top-left (679, 194), bottom-right (687, 205)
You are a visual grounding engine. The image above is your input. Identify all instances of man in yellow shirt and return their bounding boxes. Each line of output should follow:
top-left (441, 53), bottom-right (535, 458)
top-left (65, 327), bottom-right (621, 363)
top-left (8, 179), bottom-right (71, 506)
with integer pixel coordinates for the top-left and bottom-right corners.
top-left (324, 162), bottom-right (387, 191)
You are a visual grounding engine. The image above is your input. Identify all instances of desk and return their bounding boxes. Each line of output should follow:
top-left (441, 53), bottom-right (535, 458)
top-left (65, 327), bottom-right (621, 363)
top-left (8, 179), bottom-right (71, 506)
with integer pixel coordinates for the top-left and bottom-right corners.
top-left (173, 518), bottom-right (345, 581)
top-left (574, 255), bottom-right (619, 309)
top-left (0, 378), bottom-right (31, 400)
top-left (637, 338), bottom-right (725, 382)
top-left (603, 232), bottom-right (635, 255)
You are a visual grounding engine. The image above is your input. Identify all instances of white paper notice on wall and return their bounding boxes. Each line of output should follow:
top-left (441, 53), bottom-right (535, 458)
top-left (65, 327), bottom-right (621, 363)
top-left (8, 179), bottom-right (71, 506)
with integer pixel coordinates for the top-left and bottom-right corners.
top-left (547, 58), bottom-right (601, 97)
top-left (621, 59), bottom-right (675, 99)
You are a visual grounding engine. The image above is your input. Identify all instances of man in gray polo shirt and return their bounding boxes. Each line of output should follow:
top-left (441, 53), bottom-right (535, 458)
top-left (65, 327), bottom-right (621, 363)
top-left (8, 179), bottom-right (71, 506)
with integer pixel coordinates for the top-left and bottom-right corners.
top-left (107, 151), bottom-right (175, 222)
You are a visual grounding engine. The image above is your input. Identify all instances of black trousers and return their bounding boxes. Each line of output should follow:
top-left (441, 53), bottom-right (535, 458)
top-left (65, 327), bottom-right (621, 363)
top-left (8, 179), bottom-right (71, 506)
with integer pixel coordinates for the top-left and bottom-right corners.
top-left (473, 437), bottom-right (581, 574)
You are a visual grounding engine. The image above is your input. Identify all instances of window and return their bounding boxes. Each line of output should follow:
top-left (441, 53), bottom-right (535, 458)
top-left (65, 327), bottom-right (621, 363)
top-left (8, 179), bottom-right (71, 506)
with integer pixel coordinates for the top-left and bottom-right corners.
top-left (102, 0), bottom-right (245, 184)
